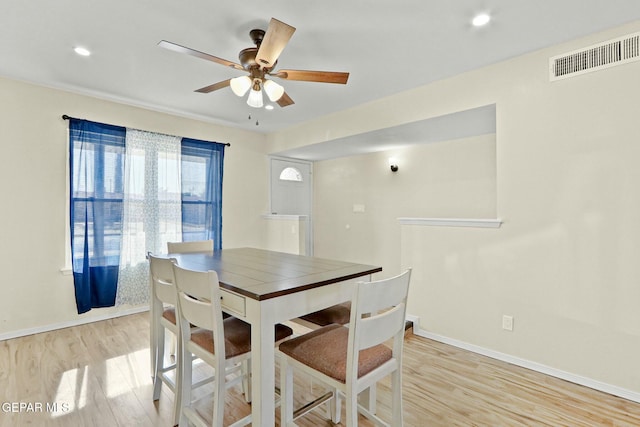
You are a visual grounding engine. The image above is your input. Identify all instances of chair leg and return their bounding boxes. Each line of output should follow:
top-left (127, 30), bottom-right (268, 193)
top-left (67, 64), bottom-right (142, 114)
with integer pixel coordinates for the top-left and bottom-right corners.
top-left (280, 357), bottom-right (295, 427)
top-left (213, 365), bottom-right (226, 427)
top-left (152, 326), bottom-right (166, 401)
top-left (241, 359), bottom-right (252, 403)
top-left (391, 370), bottom-right (403, 426)
top-left (178, 347), bottom-right (192, 427)
top-left (358, 384), bottom-right (377, 414)
top-left (150, 316), bottom-right (157, 379)
top-left (329, 387), bottom-right (341, 424)
top-left (169, 334), bottom-right (177, 356)
top-left (172, 333), bottom-right (182, 427)
top-left (346, 386), bottom-right (359, 427)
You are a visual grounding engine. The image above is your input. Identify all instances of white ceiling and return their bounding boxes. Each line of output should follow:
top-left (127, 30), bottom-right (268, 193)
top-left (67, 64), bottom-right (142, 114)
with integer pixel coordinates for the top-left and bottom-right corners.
top-left (2, 1), bottom-right (640, 136)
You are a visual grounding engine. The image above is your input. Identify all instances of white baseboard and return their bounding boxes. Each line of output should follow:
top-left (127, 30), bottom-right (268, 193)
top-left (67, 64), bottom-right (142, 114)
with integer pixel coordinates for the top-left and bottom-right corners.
top-left (0, 305), bottom-right (150, 341)
top-left (406, 315), bottom-right (640, 404)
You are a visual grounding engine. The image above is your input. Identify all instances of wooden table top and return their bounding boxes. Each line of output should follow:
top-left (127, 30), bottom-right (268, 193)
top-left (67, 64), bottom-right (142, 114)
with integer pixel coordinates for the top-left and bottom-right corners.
top-left (168, 247), bottom-right (382, 301)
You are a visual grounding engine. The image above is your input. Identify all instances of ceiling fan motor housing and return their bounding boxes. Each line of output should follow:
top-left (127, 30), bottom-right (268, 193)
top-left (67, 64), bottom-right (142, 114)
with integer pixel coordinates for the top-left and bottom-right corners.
top-left (238, 47), bottom-right (259, 69)
top-left (249, 29), bottom-right (265, 46)
top-left (239, 48), bottom-right (276, 74)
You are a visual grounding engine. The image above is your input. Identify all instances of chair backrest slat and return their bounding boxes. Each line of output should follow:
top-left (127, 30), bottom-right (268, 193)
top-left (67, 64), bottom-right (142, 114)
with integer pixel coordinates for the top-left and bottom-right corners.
top-left (167, 240), bottom-right (214, 254)
top-left (172, 265), bottom-right (215, 301)
top-left (179, 293), bottom-right (214, 331)
top-left (355, 274), bottom-right (409, 315)
top-left (357, 303), bottom-right (406, 350)
top-left (148, 253), bottom-right (178, 305)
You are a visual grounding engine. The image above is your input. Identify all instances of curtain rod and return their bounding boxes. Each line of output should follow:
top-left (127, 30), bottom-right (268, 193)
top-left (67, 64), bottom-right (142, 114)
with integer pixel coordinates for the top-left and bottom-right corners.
top-left (61, 114), bottom-right (231, 147)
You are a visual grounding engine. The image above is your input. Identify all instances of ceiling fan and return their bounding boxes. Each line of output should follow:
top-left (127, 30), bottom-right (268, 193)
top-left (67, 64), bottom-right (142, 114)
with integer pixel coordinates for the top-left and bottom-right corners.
top-left (158, 18), bottom-right (350, 108)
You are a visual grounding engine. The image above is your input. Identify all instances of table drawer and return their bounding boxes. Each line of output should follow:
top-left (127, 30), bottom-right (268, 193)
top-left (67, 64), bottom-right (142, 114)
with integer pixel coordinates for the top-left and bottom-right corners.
top-left (220, 289), bottom-right (246, 316)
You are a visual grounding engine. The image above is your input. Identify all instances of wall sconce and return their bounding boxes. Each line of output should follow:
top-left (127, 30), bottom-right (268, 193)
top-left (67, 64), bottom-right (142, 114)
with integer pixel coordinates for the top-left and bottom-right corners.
top-left (388, 157), bottom-right (399, 172)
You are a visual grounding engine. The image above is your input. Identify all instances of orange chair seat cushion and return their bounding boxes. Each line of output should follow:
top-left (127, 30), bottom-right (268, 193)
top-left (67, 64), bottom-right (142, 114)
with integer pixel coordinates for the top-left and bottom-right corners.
top-left (299, 302), bottom-right (351, 326)
top-left (191, 318), bottom-right (293, 359)
top-left (278, 324), bottom-right (392, 383)
top-left (162, 307), bottom-right (177, 324)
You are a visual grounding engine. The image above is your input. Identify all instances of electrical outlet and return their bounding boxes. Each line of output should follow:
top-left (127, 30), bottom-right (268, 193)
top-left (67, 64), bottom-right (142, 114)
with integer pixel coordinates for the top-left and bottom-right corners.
top-left (502, 315), bottom-right (514, 331)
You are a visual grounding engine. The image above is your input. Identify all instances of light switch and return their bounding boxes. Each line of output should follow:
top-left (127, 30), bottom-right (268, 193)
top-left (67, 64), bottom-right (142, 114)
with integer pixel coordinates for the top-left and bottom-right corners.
top-left (353, 204), bottom-right (365, 213)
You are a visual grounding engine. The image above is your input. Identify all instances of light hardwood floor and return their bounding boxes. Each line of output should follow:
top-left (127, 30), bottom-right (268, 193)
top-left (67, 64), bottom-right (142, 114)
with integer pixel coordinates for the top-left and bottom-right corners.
top-left (1, 312), bottom-right (639, 426)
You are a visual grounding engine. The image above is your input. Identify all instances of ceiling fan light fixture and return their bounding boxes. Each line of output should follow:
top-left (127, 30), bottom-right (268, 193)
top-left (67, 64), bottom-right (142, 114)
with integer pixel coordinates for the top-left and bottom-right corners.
top-left (247, 84), bottom-right (264, 108)
top-left (230, 75), bottom-right (252, 96)
top-left (263, 79), bottom-right (285, 102)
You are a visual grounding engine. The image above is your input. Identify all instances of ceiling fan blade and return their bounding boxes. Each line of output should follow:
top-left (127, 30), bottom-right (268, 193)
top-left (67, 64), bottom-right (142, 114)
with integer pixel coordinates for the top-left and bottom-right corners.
top-left (158, 40), bottom-right (244, 71)
top-left (195, 79), bottom-right (231, 93)
top-left (277, 92), bottom-right (295, 107)
top-left (256, 18), bottom-right (296, 69)
top-left (272, 69), bottom-right (349, 84)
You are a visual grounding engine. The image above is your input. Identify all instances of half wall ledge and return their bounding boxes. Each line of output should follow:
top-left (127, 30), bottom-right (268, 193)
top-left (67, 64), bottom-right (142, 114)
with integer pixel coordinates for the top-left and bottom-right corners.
top-left (398, 217), bottom-right (502, 228)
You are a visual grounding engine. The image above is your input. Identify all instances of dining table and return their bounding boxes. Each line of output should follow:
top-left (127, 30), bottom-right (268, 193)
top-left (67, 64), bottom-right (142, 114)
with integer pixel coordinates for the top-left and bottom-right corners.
top-left (167, 247), bottom-right (382, 426)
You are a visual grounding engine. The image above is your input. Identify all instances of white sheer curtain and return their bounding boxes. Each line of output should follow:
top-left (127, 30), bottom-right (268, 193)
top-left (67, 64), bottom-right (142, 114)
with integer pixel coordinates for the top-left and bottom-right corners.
top-left (116, 129), bottom-right (183, 306)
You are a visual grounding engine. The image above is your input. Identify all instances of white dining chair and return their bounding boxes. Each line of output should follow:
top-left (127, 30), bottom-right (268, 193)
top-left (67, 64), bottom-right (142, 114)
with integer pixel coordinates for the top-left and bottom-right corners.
top-left (149, 253), bottom-right (218, 425)
top-left (167, 239), bottom-right (214, 254)
top-left (166, 240), bottom-right (214, 352)
top-left (166, 238), bottom-right (255, 402)
top-left (148, 253), bottom-right (184, 426)
top-left (172, 263), bottom-right (294, 427)
top-left (277, 269), bottom-right (412, 427)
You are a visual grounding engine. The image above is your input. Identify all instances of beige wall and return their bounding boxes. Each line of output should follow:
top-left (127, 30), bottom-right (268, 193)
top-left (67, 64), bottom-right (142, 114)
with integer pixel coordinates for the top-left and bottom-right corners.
top-left (268, 20), bottom-right (640, 397)
top-left (312, 135), bottom-right (496, 270)
top-left (259, 215), bottom-right (308, 255)
top-left (0, 77), bottom-right (268, 336)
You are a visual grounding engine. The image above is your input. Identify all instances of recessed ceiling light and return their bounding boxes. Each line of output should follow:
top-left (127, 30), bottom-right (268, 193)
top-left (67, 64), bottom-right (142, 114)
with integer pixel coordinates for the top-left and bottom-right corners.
top-left (265, 104), bottom-right (274, 110)
top-left (472, 13), bottom-right (491, 27)
top-left (74, 46), bottom-right (91, 56)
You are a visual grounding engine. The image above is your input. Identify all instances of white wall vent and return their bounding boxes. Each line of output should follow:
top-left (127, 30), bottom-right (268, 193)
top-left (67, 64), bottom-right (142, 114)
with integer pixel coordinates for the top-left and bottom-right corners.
top-left (549, 32), bottom-right (640, 81)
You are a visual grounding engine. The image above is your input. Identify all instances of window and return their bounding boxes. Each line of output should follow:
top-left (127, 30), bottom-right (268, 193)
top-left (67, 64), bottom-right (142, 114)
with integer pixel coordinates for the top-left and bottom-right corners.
top-left (68, 118), bottom-right (225, 313)
top-left (279, 167), bottom-right (303, 182)
top-left (70, 132), bottom-right (126, 265)
top-left (180, 138), bottom-right (224, 243)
